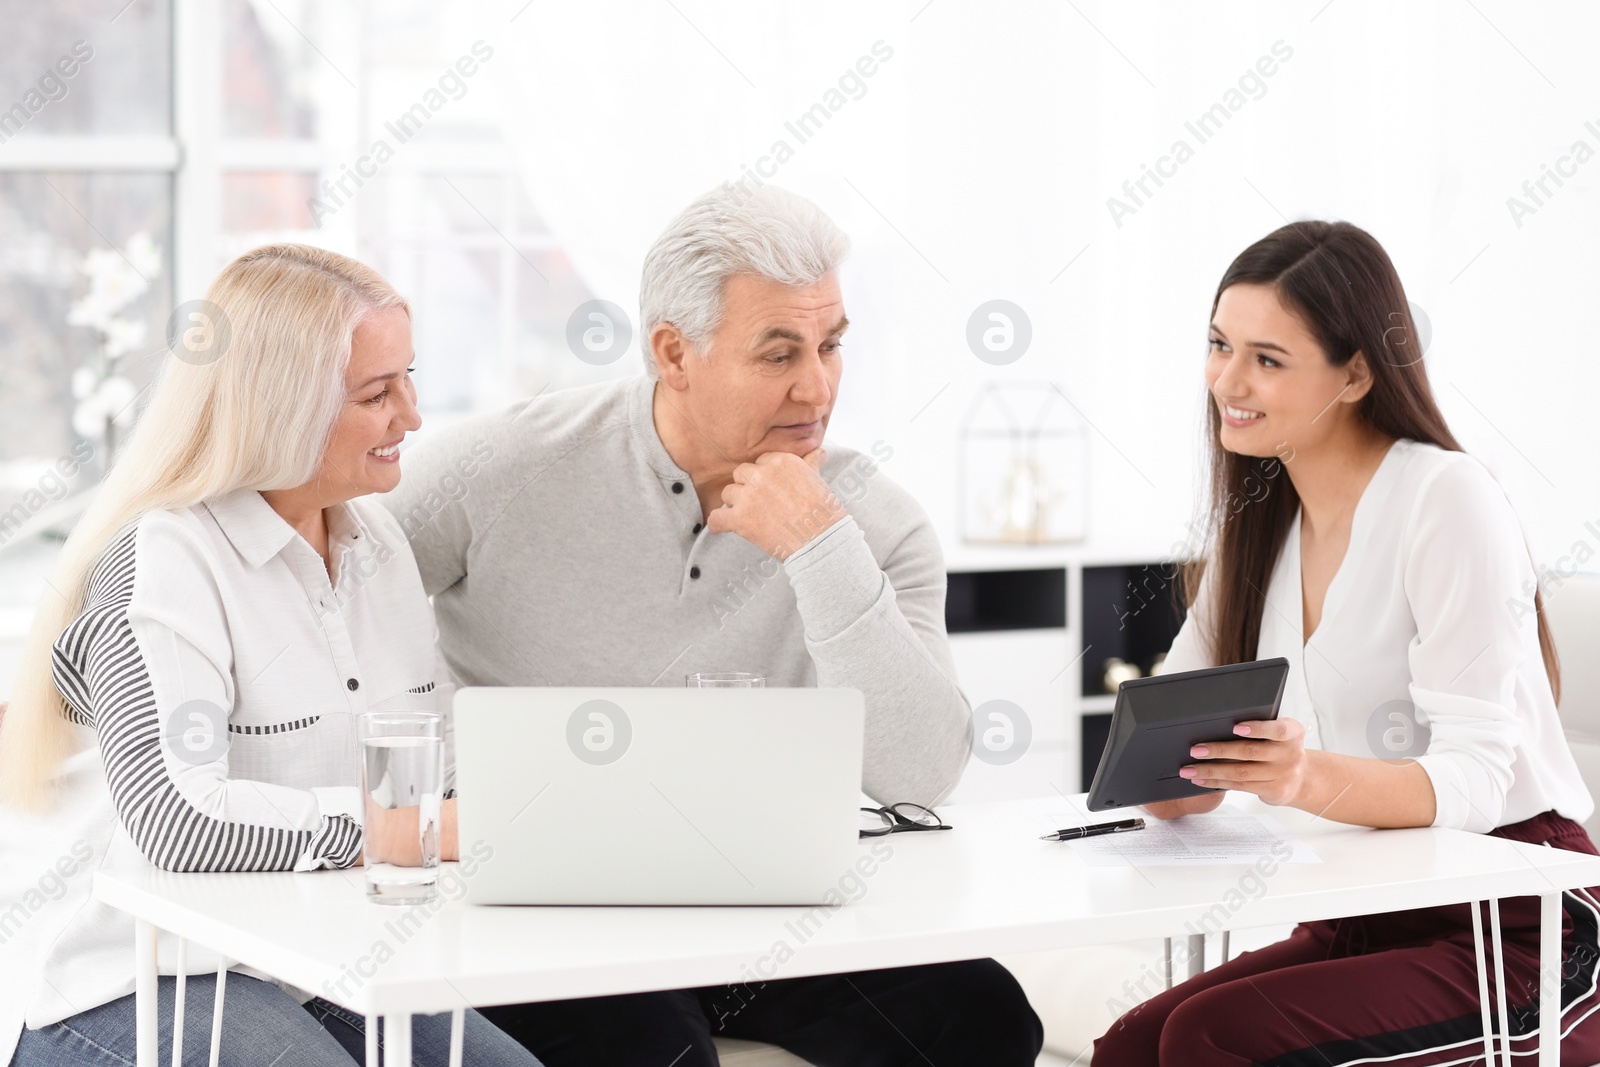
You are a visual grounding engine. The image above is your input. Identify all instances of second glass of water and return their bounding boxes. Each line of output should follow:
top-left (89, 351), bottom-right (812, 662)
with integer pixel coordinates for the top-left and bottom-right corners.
top-left (358, 710), bottom-right (444, 904)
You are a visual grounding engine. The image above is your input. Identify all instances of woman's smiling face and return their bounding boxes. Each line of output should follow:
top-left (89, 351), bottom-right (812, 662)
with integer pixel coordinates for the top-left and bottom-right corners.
top-left (1205, 282), bottom-right (1371, 460)
top-left (319, 305), bottom-right (421, 500)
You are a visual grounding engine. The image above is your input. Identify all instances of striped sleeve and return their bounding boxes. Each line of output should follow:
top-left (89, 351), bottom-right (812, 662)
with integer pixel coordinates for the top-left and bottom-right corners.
top-left (51, 521), bottom-right (363, 872)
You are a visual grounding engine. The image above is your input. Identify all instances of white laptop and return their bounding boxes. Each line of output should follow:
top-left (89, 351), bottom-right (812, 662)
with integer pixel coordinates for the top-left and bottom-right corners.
top-left (452, 686), bottom-right (865, 905)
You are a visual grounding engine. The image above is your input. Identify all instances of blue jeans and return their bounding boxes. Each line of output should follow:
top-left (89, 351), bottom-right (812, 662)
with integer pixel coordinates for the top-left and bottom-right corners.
top-left (11, 973), bottom-right (544, 1067)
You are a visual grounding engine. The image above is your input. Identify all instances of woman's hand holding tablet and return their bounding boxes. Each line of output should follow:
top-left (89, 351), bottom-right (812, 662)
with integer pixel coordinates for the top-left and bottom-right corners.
top-left (1178, 715), bottom-right (1310, 805)
top-left (1140, 715), bottom-right (1308, 819)
top-left (1086, 658), bottom-right (1291, 815)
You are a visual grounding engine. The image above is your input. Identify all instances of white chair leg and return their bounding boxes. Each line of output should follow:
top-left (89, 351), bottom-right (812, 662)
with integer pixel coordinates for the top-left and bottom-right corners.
top-left (365, 1015), bottom-right (379, 1067)
top-left (1489, 899), bottom-right (1511, 1067)
top-left (449, 1007), bottom-right (464, 1067)
top-left (208, 958), bottom-right (229, 1067)
top-left (1540, 892), bottom-right (1562, 1066)
top-left (136, 919), bottom-right (159, 1067)
top-left (1219, 929), bottom-right (1230, 966)
top-left (1471, 901), bottom-right (1497, 1067)
top-left (1185, 933), bottom-right (1205, 979)
top-left (171, 939), bottom-right (187, 1067)
top-left (1162, 938), bottom-right (1173, 989)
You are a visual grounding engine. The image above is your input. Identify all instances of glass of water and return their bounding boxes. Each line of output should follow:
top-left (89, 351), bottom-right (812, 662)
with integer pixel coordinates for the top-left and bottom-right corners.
top-left (358, 710), bottom-right (443, 904)
top-left (686, 672), bottom-right (766, 688)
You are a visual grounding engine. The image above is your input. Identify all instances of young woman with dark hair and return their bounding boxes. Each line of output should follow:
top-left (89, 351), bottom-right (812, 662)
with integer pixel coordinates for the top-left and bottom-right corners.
top-left (1092, 221), bottom-right (1600, 1065)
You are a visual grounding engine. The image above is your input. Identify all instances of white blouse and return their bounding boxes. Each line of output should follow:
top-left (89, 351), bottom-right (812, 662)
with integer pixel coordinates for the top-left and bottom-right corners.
top-left (0, 489), bottom-right (454, 1063)
top-left (1164, 438), bottom-right (1592, 834)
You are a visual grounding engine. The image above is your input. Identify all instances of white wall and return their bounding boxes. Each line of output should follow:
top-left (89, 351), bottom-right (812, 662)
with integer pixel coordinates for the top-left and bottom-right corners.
top-left (8, 1), bottom-right (1598, 700)
top-left (487, 0), bottom-right (1600, 569)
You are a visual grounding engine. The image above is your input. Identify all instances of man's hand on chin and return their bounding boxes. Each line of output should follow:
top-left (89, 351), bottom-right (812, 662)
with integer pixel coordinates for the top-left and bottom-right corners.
top-left (706, 447), bottom-right (847, 560)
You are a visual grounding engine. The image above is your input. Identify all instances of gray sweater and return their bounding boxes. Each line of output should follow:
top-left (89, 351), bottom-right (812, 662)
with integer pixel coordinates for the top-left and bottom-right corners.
top-left (380, 375), bottom-right (972, 805)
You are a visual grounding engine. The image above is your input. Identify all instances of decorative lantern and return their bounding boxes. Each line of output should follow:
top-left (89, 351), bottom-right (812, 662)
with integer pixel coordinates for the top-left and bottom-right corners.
top-left (960, 381), bottom-right (1088, 544)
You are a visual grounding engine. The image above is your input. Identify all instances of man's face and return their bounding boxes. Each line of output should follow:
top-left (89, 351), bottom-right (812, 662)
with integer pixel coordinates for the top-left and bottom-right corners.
top-left (675, 271), bottom-right (846, 463)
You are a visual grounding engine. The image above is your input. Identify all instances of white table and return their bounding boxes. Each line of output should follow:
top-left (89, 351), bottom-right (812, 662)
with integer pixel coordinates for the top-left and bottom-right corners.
top-left (94, 795), bottom-right (1600, 1067)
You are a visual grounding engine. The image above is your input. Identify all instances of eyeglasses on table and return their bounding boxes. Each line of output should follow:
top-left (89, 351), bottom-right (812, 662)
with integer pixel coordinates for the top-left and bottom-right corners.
top-left (859, 802), bottom-right (952, 838)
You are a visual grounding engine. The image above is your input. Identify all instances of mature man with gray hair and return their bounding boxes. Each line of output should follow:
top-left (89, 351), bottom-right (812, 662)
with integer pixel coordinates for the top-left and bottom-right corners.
top-left (385, 184), bottom-right (1042, 1065)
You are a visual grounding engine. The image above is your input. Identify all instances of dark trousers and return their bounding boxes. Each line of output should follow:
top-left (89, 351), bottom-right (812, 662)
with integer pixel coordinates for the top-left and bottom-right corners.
top-left (1092, 810), bottom-right (1600, 1067)
top-left (479, 958), bottom-right (1042, 1066)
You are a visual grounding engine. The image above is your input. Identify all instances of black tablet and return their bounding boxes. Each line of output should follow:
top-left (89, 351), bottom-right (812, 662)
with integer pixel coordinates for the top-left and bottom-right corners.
top-left (1085, 657), bottom-right (1290, 812)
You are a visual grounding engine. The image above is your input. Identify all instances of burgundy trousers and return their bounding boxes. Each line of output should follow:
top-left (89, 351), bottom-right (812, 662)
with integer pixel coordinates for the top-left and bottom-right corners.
top-left (1092, 810), bottom-right (1600, 1066)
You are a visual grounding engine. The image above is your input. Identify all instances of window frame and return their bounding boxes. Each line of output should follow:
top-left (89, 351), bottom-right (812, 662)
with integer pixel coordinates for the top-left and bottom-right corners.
top-left (0, 0), bottom-right (576, 418)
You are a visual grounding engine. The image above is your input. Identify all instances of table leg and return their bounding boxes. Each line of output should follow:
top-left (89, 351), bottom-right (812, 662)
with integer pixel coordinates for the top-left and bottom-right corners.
top-left (208, 958), bottom-right (229, 1067)
top-left (450, 1007), bottom-right (464, 1067)
top-left (1471, 901), bottom-right (1497, 1067)
top-left (388, 1013), bottom-right (412, 1066)
top-left (171, 938), bottom-right (187, 1067)
top-left (1541, 892), bottom-right (1562, 1066)
top-left (366, 1015), bottom-right (379, 1067)
top-left (1489, 900), bottom-right (1511, 1067)
top-left (136, 919), bottom-right (159, 1067)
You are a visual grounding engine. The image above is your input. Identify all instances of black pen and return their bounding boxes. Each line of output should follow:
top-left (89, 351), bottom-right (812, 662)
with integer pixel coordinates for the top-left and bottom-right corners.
top-left (1039, 817), bottom-right (1146, 841)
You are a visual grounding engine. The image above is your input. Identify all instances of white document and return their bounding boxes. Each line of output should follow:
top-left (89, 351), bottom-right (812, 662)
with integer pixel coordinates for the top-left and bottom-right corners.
top-left (1053, 811), bottom-right (1321, 867)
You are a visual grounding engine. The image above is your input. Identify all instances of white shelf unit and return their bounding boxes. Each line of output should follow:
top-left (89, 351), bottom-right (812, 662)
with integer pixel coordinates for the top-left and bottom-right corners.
top-left (942, 550), bottom-right (1188, 806)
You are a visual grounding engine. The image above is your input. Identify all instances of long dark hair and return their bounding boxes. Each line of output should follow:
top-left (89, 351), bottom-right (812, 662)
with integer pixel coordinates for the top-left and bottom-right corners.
top-left (1182, 220), bottom-right (1560, 701)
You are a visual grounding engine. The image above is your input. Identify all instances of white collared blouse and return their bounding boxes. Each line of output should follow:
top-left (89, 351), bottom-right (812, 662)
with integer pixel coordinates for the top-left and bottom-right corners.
top-left (1163, 438), bottom-right (1592, 833)
top-left (0, 488), bottom-right (454, 1056)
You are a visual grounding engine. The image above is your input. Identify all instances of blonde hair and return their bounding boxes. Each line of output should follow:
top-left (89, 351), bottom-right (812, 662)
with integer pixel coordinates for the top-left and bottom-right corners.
top-left (0, 244), bottom-right (408, 809)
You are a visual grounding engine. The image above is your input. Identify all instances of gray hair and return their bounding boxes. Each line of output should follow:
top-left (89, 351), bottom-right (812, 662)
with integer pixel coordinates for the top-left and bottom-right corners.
top-left (638, 184), bottom-right (851, 377)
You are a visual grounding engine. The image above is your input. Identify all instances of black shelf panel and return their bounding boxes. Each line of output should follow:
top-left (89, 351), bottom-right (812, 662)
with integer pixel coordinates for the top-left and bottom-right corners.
top-left (1080, 563), bottom-right (1188, 698)
top-left (945, 568), bottom-right (1067, 633)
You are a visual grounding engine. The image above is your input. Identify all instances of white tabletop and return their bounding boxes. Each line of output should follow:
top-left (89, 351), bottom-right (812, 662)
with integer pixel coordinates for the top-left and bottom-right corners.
top-left (94, 795), bottom-right (1600, 1017)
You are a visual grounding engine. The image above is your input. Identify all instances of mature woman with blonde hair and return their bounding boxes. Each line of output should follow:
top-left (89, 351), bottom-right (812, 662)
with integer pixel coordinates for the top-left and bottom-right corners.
top-left (0, 245), bottom-right (543, 1066)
